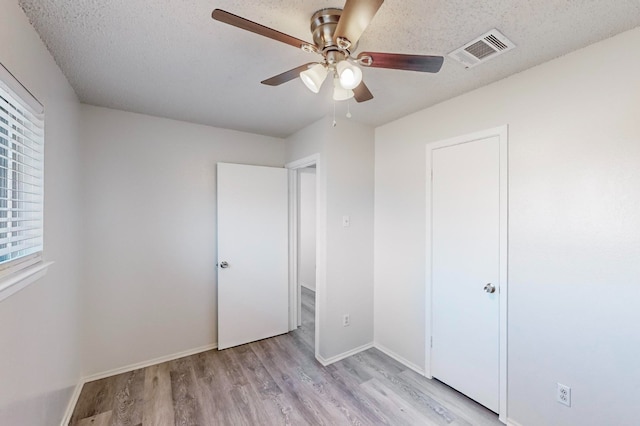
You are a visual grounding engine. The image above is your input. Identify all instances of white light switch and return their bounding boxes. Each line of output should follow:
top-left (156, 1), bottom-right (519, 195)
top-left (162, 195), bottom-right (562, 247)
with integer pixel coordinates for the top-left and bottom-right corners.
top-left (342, 215), bottom-right (350, 227)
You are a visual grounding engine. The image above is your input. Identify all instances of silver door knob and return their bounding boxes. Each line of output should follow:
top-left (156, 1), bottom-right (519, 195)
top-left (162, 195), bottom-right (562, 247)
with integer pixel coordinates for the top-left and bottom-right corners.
top-left (484, 283), bottom-right (496, 294)
top-left (219, 261), bottom-right (229, 269)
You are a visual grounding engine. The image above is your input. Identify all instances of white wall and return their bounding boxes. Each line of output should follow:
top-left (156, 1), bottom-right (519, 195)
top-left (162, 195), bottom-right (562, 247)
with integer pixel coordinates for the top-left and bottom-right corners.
top-left (286, 116), bottom-right (375, 361)
top-left (299, 168), bottom-right (316, 291)
top-left (0, 2), bottom-right (83, 425)
top-left (375, 27), bottom-right (640, 426)
top-left (79, 105), bottom-right (285, 376)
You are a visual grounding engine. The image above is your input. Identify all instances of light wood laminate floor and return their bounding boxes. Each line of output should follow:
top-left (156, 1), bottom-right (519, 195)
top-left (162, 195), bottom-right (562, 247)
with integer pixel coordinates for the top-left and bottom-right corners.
top-left (70, 287), bottom-right (500, 425)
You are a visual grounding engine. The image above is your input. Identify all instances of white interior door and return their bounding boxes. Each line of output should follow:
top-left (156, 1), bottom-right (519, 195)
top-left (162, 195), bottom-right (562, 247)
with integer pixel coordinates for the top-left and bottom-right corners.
top-left (217, 163), bottom-right (288, 350)
top-left (431, 136), bottom-right (501, 412)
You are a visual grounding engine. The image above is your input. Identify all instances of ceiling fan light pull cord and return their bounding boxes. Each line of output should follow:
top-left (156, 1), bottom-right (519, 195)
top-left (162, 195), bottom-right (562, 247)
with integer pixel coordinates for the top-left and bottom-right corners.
top-left (346, 100), bottom-right (352, 119)
top-left (333, 101), bottom-right (337, 127)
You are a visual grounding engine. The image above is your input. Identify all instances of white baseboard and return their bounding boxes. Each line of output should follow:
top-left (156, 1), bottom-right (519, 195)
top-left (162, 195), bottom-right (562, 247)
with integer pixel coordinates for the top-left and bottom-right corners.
top-left (316, 342), bottom-right (374, 366)
top-left (59, 381), bottom-right (84, 426)
top-left (373, 342), bottom-right (426, 375)
top-left (83, 343), bottom-right (218, 382)
top-left (506, 419), bottom-right (524, 426)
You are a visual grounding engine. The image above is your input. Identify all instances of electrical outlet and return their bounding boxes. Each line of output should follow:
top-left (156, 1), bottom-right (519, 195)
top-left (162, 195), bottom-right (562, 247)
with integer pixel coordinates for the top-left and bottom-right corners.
top-left (557, 383), bottom-right (571, 407)
top-left (343, 314), bottom-right (350, 327)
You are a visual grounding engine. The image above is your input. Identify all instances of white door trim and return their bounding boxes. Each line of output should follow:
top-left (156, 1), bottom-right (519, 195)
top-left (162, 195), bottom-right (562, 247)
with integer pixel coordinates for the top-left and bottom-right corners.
top-left (286, 154), bottom-right (323, 360)
top-left (425, 125), bottom-right (508, 423)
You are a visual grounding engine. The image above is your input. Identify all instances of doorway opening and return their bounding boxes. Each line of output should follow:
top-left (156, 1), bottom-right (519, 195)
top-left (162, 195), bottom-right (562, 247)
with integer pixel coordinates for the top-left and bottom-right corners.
top-left (287, 154), bottom-right (322, 358)
top-left (295, 166), bottom-right (316, 351)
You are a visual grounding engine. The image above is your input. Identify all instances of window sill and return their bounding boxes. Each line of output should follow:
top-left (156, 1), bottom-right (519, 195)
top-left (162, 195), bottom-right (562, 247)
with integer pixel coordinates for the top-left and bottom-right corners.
top-left (0, 261), bottom-right (54, 303)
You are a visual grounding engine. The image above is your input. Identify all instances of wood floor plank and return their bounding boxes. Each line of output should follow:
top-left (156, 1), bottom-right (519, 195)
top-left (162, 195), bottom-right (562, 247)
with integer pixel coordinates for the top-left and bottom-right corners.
top-left (275, 335), bottom-right (382, 426)
top-left (217, 346), bottom-right (251, 386)
top-left (398, 370), bottom-right (501, 426)
top-left (69, 376), bottom-right (118, 425)
top-left (380, 370), bottom-right (460, 425)
top-left (250, 339), bottom-right (318, 424)
top-left (292, 320), bottom-right (314, 349)
top-left (361, 347), bottom-right (409, 375)
top-left (195, 357), bottom-right (235, 425)
top-left (169, 356), bottom-right (205, 426)
top-left (323, 362), bottom-right (397, 425)
top-left (193, 375), bottom-right (226, 424)
top-left (142, 363), bottom-right (175, 426)
top-left (195, 345), bottom-right (265, 425)
top-left (269, 337), bottom-right (375, 426)
top-left (75, 410), bottom-right (112, 426)
top-left (361, 378), bottom-right (438, 426)
top-left (111, 368), bottom-right (145, 426)
top-left (333, 355), bottom-right (375, 385)
top-left (293, 288), bottom-right (316, 351)
top-left (341, 350), bottom-right (460, 425)
top-left (222, 345), bottom-right (280, 424)
top-left (252, 338), bottom-right (339, 425)
top-left (234, 343), bottom-right (282, 400)
top-left (191, 349), bottom-right (216, 380)
top-left (192, 348), bottom-right (245, 424)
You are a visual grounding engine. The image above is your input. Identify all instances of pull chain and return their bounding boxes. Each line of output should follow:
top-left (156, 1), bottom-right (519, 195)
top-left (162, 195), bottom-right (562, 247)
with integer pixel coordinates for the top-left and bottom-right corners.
top-left (332, 100), bottom-right (337, 127)
top-left (346, 100), bottom-right (352, 119)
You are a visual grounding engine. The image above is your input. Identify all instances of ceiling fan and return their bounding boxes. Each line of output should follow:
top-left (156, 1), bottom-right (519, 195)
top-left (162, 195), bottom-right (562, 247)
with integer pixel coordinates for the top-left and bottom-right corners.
top-left (211, 0), bottom-right (444, 103)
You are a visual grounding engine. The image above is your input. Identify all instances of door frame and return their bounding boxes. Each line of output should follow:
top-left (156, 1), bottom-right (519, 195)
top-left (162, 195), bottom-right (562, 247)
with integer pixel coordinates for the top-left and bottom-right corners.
top-left (425, 125), bottom-right (508, 423)
top-left (286, 154), bottom-right (323, 359)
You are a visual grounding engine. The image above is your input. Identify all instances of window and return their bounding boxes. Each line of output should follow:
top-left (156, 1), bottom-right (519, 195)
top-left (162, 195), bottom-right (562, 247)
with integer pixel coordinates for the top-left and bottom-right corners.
top-left (0, 63), bottom-right (44, 279)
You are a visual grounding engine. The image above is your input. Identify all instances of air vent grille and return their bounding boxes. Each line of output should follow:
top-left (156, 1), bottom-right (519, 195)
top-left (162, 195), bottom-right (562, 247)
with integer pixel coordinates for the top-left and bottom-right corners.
top-left (485, 34), bottom-right (508, 50)
top-left (449, 29), bottom-right (516, 68)
top-left (465, 40), bottom-right (496, 60)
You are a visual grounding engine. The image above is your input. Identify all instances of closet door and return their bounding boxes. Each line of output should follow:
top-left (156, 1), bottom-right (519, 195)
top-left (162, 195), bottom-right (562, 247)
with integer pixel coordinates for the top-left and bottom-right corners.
top-left (431, 136), bottom-right (501, 412)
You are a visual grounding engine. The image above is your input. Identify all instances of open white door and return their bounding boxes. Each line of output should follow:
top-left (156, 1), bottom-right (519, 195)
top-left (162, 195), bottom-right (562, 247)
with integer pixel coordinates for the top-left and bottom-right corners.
top-left (217, 163), bottom-right (288, 350)
top-left (431, 135), bottom-right (504, 413)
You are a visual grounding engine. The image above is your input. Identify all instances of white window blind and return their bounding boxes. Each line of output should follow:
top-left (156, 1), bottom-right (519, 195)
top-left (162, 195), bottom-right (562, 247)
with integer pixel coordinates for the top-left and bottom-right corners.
top-left (0, 63), bottom-right (44, 272)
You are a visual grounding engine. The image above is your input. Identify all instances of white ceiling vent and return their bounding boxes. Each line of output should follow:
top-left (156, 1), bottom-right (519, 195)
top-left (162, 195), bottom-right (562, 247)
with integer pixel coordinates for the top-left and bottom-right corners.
top-left (449, 29), bottom-right (516, 68)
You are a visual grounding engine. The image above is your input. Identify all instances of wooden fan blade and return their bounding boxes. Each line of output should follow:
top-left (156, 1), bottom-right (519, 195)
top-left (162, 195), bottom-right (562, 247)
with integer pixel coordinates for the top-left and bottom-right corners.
top-left (334, 0), bottom-right (384, 47)
top-left (353, 80), bottom-right (374, 103)
top-left (261, 63), bottom-right (317, 86)
top-left (212, 9), bottom-right (313, 50)
top-left (358, 52), bottom-right (444, 73)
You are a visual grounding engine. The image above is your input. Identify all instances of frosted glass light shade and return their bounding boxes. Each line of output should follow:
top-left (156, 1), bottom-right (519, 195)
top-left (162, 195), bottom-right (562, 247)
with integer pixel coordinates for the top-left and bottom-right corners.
top-left (333, 78), bottom-right (354, 101)
top-left (336, 61), bottom-right (363, 90)
top-left (300, 64), bottom-right (328, 93)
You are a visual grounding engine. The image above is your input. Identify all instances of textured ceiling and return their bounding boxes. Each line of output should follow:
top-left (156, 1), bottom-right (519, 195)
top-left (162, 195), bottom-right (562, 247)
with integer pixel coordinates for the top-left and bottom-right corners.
top-left (18, 0), bottom-right (640, 138)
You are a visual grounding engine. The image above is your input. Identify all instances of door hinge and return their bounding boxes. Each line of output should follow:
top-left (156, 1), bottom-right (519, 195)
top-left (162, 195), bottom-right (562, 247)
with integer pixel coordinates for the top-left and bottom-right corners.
top-left (430, 336), bottom-right (433, 348)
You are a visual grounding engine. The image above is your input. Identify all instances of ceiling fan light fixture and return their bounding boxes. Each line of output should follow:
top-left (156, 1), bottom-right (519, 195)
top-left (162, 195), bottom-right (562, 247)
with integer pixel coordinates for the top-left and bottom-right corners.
top-left (300, 63), bottom-right (328, 93)
top-left (333, 78), bottom-right (354, 101)
top-left (336, 61), bottom-right (362, 90)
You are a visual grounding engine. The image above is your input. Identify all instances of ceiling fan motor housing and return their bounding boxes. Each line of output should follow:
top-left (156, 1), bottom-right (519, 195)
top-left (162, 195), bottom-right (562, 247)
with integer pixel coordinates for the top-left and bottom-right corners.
top-left (310, 8), bottom-right (355, 61)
